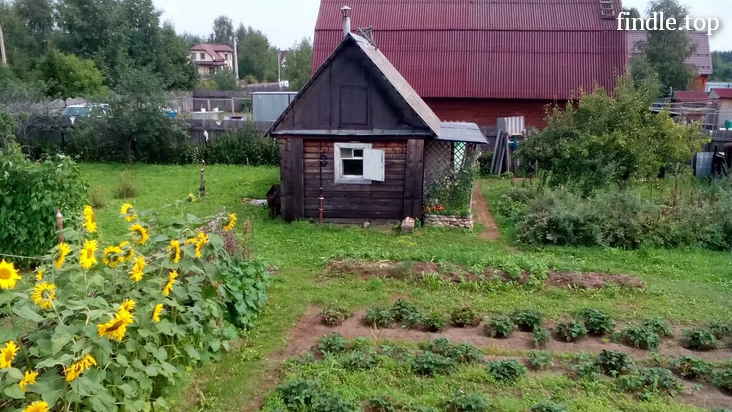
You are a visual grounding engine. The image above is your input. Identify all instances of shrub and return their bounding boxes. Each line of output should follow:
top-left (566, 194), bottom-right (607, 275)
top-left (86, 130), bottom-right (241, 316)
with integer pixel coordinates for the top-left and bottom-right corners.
top-left (316, 332), bottom-right (347, 354)
top-left (617, 367), bottom-right (683, 400)
top-left (0, 150), bottom-right (86, 260)
top-left (279, 379), bottom-right (323, 410)
top-left (365, 308), bottom-right (395, 328)
top-left (579, 308), bottom-right (616, 336)
top-left (713, 369), bottom-right (732, 392)
top-left (570, 352), bottom-right (600, 381)
top-left (220, 260), bottom-right (270, 329)
top-left (450, 306), bottom-right (479, 327)
top-left (342, 351), bottom-right (376, 371)
top-left (668, 356), bottom-right (713, 380)
top-left (393, 299), bottom-right (424, 328)
top-left (683, 329), bottom-right (718, 350)
top-left (445, 342), bottom-right (483, 364)
top-left (321, 305), bottom-right (351, 326)
top-left (621, 326), bottom-right (661, 350)
top-left (533, 327), bottom-right (552, 347)
top-left (484, 316), bottom-right (514, 338)
top-left (709, 322), bottom-right (732, 339)
top-left (530, 400), bottom-right (568, 412)
top-left (478, 150), bottom-right (493, 176)
top-left (642, 318), bottom-right (672, 337)
top-left (0, 209), bottom-right (265, 411)
top-left (512, 309), bottom-right (543, 332)
top-left (555, 321), bottom-right (588, 342)
top-left (486, 359), bottom-right (527, 382)
top-left (115, 170), bottom-right (138, 199)
top-left (528, 350), bottom-right (554, 370)
top-left (444, 393), bottom-right (490, 412)
top-left (424, 311), bottom-right (447, 332)
top-left (411, 351), bottom-right (457, 376)
top-left (596, 350), bottom-right (633, 376)
top-left (89, 186), bottom-right (107, 209)
top-left (202, 127), bottom-right (280, 166)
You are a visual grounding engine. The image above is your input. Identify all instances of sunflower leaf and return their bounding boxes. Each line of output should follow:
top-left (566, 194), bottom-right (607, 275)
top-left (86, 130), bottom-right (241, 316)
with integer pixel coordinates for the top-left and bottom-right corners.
top-left (12, 304), bottom-right (44, 323)
top-left (4, 383), bottom-right (25, 399)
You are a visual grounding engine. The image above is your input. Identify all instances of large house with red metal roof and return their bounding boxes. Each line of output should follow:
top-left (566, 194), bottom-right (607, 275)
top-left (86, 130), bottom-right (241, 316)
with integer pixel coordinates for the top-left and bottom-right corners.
top-left (313, 0), bottom-right (627, 128)
top-left (190, 44), bottom-right (234, 78)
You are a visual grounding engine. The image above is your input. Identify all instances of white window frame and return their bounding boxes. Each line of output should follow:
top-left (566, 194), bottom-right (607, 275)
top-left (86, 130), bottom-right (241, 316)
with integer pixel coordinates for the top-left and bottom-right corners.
top-left (334, 142), bottom-right (372, 184)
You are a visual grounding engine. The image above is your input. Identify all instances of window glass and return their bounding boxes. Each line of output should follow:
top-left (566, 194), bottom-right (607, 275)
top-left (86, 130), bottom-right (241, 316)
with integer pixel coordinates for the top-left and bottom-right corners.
top-left (340, 148), bottom-right (353, 159)
top-left (200, 52), bottom-right (205, 60)
top-left (342, 159), bottom-right (364, 176)
top-left (353, 149), bottom-right (364, 158)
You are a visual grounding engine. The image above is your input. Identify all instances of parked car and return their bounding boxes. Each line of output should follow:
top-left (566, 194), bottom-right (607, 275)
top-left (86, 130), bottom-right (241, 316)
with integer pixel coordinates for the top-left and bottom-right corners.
top-left (61, 104), bottom-right (112, 125)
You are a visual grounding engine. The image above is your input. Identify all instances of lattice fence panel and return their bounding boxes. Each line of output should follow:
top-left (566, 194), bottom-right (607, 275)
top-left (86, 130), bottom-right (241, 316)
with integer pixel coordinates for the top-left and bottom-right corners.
top-left (423, 140), bottom-right (477, 201)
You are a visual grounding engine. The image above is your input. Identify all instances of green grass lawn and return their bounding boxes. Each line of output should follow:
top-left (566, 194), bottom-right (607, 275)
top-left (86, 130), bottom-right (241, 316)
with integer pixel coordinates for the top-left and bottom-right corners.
top-left (78, 164), bottom-right (732, 412)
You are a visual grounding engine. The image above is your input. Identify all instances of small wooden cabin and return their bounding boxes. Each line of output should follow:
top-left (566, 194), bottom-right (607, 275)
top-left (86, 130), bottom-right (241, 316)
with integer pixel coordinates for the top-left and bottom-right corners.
top-left (266, 33), bottom-right (486, 223)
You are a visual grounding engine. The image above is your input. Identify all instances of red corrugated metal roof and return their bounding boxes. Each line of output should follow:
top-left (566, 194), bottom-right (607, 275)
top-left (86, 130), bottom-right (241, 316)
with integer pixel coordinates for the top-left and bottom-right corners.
top-left (673, 91), bottom-right (710, 102)
top-left (711, 89), bottom-right (732, 99)
top-left (628, 31), bottom-right (712, 75)
top-left (313, 0), bottom-right (626, 100)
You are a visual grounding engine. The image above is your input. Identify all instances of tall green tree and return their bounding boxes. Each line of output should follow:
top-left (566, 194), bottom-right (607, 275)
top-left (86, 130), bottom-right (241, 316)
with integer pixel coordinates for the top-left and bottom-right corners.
top-left (0, 0), bottom-right (38, 77)
top-left (711, 51), bottom-right (732, 82)
top-left (211, 15), bottom-right (233, 45)
top-left (282, 38), bottom-right (312, 90)
top-left (235, 25), bottom-right (277, 82)
top-left (35, 49), bottom-right (108, 99)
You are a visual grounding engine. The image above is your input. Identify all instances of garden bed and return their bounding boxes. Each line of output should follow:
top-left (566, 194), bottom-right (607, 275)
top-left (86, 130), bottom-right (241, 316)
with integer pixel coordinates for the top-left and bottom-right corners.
top-left (325, 259), bottom-right (646, 290)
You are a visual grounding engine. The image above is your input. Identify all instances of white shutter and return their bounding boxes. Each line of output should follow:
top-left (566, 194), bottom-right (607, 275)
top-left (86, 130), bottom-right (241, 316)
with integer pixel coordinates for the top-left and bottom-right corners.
top-left (363, 148), bottom-right (385, 181)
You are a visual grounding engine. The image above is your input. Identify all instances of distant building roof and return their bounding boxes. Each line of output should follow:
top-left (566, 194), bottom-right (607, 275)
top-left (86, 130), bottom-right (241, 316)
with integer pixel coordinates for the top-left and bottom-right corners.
top-left (672, 91), bottom-right (710, 102)
top-left (191, 43), bottom-right (233, 62)
top-left (710, 89), bottom-right (732, 99)
top-left (313, 0), bottom-right (626, 101)
top-left (627, 31), bottom-right (712, 75)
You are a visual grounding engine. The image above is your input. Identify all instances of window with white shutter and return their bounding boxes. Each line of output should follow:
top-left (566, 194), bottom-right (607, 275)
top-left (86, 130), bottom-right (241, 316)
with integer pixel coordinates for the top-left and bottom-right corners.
top-left (363, 148), bottom-right (385, 181)
top-left (334, 143), bottom-right (384, 184)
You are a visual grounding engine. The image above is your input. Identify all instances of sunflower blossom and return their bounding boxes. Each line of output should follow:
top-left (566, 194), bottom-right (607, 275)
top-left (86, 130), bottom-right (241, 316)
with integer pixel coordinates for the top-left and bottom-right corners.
top-left (83, 205), bottom-right (97, 233)
top-left (102, 246), bottom-right (124, 268)
top-left (163, 270), bottom-right (178, 296)
top-left (0, 259), bottom-right (21, 290)
top-left (97, 309), bottom-right (134, 342)
top-left (64, 354), bottom-right (96, 382)
top-left (35, 268), bottom-right (45, 281)
top-left (22, 401), bottom-right (49, 412)
top-left (119, 240), bottom-right (135, 261)
top-left (222, 213), bottom-right (237, 232)
top-left (0, 341), bottom-right (18, 368)
top-left (129, 256), bottom-right (146, 282)
top-left (19, 370), bottom-right (38, 392)
top-left (152, 303), bottom-right (164, 322)
top-left (119, 299), bottom-right (136, 313)
top-left (79, 239), bottom-right (98, 269)
top-left (168, 240), bottom-right (181, 264)
top-left (130, 223), bottom-right (149, 245)
top-left (54, 242), bottom-right (71, 269)
top-left (120, 203), bottom-right (136, 222)
top-left (194, 232), bottom-right (209, 258)
top-left (30, 282), bottom-right (56, 310)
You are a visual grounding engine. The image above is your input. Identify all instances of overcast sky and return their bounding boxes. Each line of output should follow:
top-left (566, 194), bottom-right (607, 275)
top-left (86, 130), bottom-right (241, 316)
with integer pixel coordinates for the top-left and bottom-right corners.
top-left (153, 0), bottom-right (730, 51)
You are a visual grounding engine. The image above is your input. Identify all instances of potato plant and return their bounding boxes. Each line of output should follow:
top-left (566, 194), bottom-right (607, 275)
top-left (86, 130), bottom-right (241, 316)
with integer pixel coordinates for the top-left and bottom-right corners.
top-left (683, 329), bottom-right (718, 351)
top-left (621, 326), bottom-right (661, 350)
top-left (486, 359), bottom-right (527, 382)
top-left (668, 355), bottom-right (713, 380)
top-left (450, 306), bottom-right (479, 327)
top-left (512, 309), bottom-right (543, 332)
top-left (444, 392), bottom-right (490, 412)
top-left (365, 308), bottom-right (395, 328)
top-left (579, 308), bottom-right (616, 336)
top-left (596, 350), bottom-right (633, 376)
top-left (484, 316), bottom-right (514, 338)
top-left (556, 321), bottom-right (588, 342)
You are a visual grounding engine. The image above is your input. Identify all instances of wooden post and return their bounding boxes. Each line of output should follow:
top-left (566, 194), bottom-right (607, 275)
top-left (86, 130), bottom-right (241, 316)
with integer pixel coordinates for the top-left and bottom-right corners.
top-left (56, 209), bottom-right (64, 243)
top-left (199, 161), bottom-right (206, 198)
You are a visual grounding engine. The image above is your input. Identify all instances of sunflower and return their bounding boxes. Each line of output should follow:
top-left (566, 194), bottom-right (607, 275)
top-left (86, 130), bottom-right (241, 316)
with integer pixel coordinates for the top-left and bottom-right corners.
top-left (194, 232), bottom-right (209, 258)
top-left (79, 239), bottom-right (98, 269)
top-left (187, 193), bottom-right (196, 203)
top-left (129, 256), bottom-right (146, 282)
top-left (53, 242), bottom-right (71, 269)
top-left (64, 354), bottom-right (96, 382)
top-left (120, 203), bottom-right (136, 222)
top-left (19, 370), bottom-right (38, 392)
top-left (0, 259), bottom-right (21, 290)
top-left (22, 401), bottom-right (49, 412)
top-left (0, 341), bottom-right (18, 368)
top-left (30, 282), bottom-right (56, 310)
top-left (152, 303), bottom-right (164, 322)
top-left (168, 240), bottom-right (181, 264)
top-left (222, 213), bottom-right (237, 232)
top-left (102, 246), bottom-right (124, 268)
top-left (130, 223), bottom-right (149, 245)
top-left (35, 268), bottom-right (45, 281)
top-left (119, 241), bottom-right (135, 261)
top-left (97, 309), bottom-right (134, 342)
top-left (119, 299), bottom-right (136, 313)
top-left (83, 205), bottom-right (97, 233)
top-left (162, 270), bottom-right (178, 296)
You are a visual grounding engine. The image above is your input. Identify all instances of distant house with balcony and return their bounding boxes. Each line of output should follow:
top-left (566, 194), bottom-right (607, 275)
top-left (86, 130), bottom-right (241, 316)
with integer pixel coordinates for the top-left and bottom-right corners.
top-left (190, 44), bottom-right (234, 77)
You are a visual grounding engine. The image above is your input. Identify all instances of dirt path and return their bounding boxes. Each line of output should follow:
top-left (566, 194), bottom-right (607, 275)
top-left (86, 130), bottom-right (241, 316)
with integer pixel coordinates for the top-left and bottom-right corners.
top-left (471, 182), bottom-right (500, 240)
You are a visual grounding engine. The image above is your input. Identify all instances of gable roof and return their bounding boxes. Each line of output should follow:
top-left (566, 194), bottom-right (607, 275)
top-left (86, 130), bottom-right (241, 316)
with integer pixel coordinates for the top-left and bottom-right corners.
top-left (267, 33), bottom-right (441, 136)
top-left (191, 43), bottom-right (233, 62)
top-left (627, 31), bottom-right (712, 75)
top-left (710, 89), bottom-right (732, 99)
top-left (313, 0), bottom-right (626, 101)
top-left (672, 91), bottom-right (710, 103)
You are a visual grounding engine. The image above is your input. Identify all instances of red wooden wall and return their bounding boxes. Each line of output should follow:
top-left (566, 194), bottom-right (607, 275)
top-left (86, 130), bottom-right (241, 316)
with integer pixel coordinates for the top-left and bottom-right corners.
top-left (423, 97), bottom-right (560, 129)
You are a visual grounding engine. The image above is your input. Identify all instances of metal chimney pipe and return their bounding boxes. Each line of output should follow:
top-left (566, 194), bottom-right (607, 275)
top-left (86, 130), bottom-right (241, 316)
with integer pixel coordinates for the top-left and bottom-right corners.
top-left (341, 6), bottom-right (352, 37)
